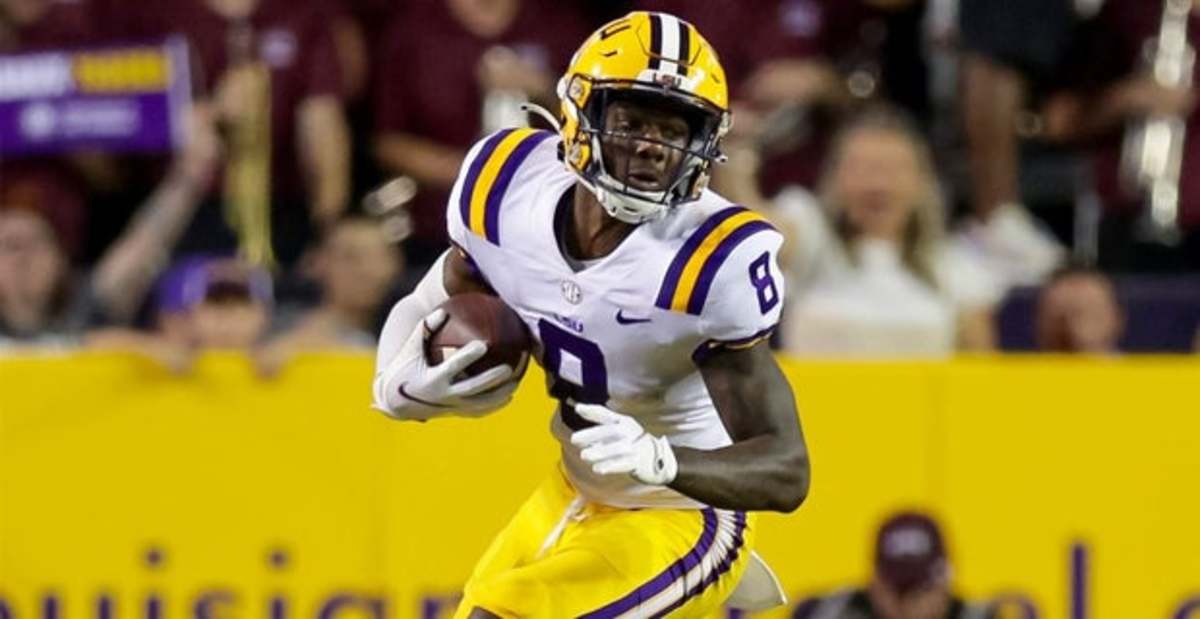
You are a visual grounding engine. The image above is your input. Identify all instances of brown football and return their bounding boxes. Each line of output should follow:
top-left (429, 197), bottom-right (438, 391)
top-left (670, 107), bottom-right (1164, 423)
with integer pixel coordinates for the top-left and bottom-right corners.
top-left (426, 293), bottom-right (532, 380)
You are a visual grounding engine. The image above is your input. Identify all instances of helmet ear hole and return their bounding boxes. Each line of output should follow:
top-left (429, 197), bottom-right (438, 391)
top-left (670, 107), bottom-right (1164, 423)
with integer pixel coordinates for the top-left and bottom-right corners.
top-left (567, 141), bottom-right (590, 170)
top-left (568, 77), bottom-right (589, 107)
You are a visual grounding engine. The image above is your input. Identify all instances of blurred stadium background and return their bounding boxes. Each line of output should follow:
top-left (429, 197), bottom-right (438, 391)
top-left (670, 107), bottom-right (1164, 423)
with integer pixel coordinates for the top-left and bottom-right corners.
top-left (1, 0), bottom-right (1198, 617)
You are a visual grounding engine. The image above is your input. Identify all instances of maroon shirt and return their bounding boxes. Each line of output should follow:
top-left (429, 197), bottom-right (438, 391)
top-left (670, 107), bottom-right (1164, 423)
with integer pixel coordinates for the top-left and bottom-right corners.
top-left (373, 0), bottom-right (588, 250)
top-left (0, 0), bottom-right (116, 52)
top-left (1063, 0), bottom-right (1200, 229)
top-left (643, 0), bottom-right (911, 195)
top-left (129, 0), bottom-right (345, 206)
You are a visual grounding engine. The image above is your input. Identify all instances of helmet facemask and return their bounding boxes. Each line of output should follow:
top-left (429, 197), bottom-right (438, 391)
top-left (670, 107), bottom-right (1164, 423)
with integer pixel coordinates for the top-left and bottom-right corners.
top-left (565, 80), bottom-right (729, 224)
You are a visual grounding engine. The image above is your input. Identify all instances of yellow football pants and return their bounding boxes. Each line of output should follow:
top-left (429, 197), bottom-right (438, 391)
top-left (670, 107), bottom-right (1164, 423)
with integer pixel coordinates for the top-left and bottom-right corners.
top-left (454, 466), bottom-right (756, 618)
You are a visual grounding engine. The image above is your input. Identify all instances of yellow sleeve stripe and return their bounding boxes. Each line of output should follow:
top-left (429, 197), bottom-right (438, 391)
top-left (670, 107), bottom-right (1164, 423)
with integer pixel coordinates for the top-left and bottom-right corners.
top-left (457, 128), bottom-right (551, 245)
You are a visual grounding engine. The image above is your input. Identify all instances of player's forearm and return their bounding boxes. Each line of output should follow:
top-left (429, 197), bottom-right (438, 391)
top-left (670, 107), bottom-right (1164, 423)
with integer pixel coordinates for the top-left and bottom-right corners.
top-left (373, 246), bottom-right (493, 378)
top-left (687, 344), bottom-right (811, 512)
top-left (670, 435), bottom-right (809, 512)
top-left (372, 253), bottom-right (451, 413)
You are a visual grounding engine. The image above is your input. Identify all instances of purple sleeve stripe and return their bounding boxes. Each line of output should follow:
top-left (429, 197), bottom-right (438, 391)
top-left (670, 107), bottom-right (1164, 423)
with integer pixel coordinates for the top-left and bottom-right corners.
top-left (652, 512), bottom-right (747, 618)
top-left (482, 130), bottom-right (552, 244)
top-left (690, 324), bottom-right (778, 364)
top-left (458, 129), bottom-right (514, 233)
top-left (578, 509), bottom-right (720, 618)
top-left (655, 206), bottom-right (748, 310)
top-left (684, 220), bottom-right (774, 315)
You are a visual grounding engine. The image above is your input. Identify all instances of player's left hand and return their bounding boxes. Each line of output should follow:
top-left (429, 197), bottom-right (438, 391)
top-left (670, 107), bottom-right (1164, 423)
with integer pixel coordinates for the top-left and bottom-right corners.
top-left (570, 404), bottom-right (678, 486)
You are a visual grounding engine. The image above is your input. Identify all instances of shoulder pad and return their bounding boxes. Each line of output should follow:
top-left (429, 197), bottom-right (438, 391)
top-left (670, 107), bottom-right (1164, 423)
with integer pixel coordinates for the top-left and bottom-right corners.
top-left (654, 205), bottom-right (777, 315)
top-left (456, 128), bottom-right (554, 245)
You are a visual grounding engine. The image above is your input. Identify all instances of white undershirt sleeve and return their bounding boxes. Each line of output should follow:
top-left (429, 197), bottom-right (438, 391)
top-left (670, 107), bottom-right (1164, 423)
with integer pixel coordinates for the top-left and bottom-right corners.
top-left (371, 251), bottom-right (451, 411)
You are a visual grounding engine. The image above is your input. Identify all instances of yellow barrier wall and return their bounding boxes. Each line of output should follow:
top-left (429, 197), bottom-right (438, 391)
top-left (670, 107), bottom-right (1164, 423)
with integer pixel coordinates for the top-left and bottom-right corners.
top-left (1, 354), bottom-right (1198, 619)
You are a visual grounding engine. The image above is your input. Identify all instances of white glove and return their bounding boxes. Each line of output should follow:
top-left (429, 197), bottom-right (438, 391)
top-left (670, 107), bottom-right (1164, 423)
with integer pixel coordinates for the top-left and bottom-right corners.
top-left (372, 309), bottom-right (517, 420)
top-left (569, 404), bottom-right (678, 486)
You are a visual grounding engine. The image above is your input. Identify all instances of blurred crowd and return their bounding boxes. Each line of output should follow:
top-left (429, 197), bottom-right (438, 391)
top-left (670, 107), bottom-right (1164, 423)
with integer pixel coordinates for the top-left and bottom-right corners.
top-left (2, 0), bottom-right (1199, 367)
top-left (791, 512), bottom-right (996, 619)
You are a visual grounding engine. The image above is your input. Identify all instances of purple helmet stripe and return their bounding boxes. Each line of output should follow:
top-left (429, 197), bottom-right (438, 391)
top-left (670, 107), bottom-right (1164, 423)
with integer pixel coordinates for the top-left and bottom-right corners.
top-left (648, 13), bottom-right (663, 71)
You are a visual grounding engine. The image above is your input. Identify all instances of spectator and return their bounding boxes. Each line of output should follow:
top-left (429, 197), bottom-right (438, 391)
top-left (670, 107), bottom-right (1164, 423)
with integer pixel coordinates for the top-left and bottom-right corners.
top-left (256, 216), bottom-right (401, 375)
top-left (0, 0), bottom-right (135, 263)
top-left (0, 208), bottom-right (81, 349)
top-left (152, 255), bottom-right (273, 350)
top-left (0, 0), bottom-right (111, 51)
top-left (634, 0), bottom-right (831, 97)
top-left (0, 163), bottom-right (89, 262)
top-left (719, 106), bottom-right (1000, 357)
top-left (130, 0), bottom-right (352, 267)
top-left (792, 512), bottom-right (994, 619)
top-left (86, 254), bottom-right (273, 372)
top-left (1035, 266), bottom-right (1123, 354)
top-left (955, 0), bottom-right (1074, 288)
top-left (372, 0), bottom-right (588, 266)
top-left (0, 109), bottom-right (219, 350)
top-left (645, 0), bottom-right (931, 198)
top-left (315, 0), bottom-right (388, 208)
top-left (313, 0), bottom-right (376, 104)
top-left (1041, 0), bottom-right (1200, 272)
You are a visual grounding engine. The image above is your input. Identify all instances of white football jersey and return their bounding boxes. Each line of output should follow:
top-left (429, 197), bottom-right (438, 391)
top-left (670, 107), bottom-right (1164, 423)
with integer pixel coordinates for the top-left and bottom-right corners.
top-left (448, 128), bottom-right (785, 509)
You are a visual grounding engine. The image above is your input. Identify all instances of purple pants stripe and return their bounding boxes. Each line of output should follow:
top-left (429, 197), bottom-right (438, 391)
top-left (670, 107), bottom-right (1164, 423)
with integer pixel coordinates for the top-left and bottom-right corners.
top-left (578, 509), bottom-right (719, 618)
top-left (580, 510), bottom-right (747, 618)
top-left (651, 511), bottom-right (748, 618)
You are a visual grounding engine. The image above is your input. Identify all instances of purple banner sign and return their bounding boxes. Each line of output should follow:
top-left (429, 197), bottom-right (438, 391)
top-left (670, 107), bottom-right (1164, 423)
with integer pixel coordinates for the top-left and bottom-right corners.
top-left (0, 37), bottom-right (191, 156)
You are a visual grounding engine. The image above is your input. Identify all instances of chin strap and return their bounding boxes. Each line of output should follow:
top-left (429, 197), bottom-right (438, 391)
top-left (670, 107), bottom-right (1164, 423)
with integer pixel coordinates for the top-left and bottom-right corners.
top-left (594, 183), bottom-right (669, 224)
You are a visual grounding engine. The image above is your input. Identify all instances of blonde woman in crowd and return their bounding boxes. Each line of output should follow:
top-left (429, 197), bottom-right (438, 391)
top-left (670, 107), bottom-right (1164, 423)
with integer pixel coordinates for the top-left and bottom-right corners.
top-left (718, 105), bottom-right (1001, 357)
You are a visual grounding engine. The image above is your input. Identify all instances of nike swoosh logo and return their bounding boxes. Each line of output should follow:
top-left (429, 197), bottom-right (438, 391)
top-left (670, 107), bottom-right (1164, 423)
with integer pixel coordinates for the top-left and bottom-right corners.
top-left (398, 383), bottom-right (450, 408)
top-left (615, 310), bottom-right (652, 325)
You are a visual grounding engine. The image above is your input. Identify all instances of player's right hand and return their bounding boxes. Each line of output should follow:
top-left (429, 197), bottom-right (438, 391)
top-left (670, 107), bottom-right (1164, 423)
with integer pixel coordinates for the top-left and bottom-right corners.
top-left (372, 309), bottom-right (517, 420)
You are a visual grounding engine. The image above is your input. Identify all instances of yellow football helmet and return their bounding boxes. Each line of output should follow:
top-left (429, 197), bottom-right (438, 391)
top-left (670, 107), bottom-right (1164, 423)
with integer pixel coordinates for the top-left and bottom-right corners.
top-left (555, 11), bottom-right (731, 223)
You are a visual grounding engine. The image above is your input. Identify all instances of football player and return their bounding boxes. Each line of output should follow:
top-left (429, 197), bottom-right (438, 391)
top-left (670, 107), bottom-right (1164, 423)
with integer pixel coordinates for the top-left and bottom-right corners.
top-left (373, 11), bottom-right (810, 617)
